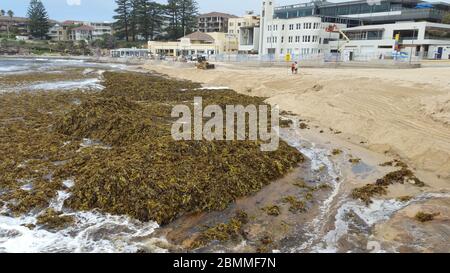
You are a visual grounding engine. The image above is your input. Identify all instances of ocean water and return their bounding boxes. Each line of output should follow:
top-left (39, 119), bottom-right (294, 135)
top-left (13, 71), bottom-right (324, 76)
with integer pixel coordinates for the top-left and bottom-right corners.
top-left (0, 58), bottom-right (126, 75)
top-left (0, 58), bottom-right (160, 253)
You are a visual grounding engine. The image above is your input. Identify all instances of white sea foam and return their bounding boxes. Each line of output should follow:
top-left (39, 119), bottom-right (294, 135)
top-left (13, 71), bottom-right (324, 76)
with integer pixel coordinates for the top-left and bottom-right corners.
top-left (196, 86), bottom-right (231, 90)
top-left (313, 191), bottom-right (450, 253)
top-left (279, 125), bottom-right (343, 253)
top-left (0, 187), bottom-right (159, 253)
top-left (28, 78), bottom-right (104, 91)
top-left (0, 65), bottom-right (26, 72)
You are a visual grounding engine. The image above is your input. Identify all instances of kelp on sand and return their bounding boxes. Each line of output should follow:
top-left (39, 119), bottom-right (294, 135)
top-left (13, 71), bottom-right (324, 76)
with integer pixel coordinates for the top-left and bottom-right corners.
top-left (0, 71), bottom-right (304, 225)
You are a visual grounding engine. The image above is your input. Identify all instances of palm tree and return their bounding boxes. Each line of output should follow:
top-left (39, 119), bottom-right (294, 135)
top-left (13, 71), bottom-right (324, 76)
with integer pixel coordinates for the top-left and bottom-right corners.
top-left (7, 10), bottom-right (14, 39)
top-left (0, 10), bottom-right (6, 16)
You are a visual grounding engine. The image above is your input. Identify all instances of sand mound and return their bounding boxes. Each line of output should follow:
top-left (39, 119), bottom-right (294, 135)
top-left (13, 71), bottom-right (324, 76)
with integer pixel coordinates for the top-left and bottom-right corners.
top-left (421, 93), bottom-right (450, 125)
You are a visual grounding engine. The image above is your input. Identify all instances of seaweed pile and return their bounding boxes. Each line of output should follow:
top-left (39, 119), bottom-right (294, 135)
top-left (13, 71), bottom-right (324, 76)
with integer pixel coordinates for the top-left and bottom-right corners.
top-left (190, 211), bottom-right (249, 249)
top-left (0, 71), bottom-right (304, 226)
top-left (352, 163), bottom-right (425, 205)
top-left (415, 211), bottom-right (440, 223)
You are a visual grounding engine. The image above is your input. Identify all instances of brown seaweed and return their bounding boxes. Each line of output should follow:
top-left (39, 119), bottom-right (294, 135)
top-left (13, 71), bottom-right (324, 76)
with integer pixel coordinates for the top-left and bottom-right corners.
top-left (190, 211), bottom-right (249, 249)
top-left (415, 211), bottom-right (440, 223)
top-left (262, 205), bottom-right (281, 216)
top-left (0, 71), bottom-right (304, 226)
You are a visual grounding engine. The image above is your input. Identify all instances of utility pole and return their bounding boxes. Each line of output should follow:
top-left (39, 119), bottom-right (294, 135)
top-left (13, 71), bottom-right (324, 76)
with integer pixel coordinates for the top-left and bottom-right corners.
top-left (409, 27), bottom-right (417, 65)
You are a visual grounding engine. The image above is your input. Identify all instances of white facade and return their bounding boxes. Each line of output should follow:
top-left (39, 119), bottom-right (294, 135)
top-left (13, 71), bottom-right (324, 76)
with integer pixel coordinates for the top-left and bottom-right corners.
top-left (85, 22), bottom-right (113, 40)
top-left (259, 0), bottom-right (343, 59)
top-left (330, 22), bottom-right (450, 60)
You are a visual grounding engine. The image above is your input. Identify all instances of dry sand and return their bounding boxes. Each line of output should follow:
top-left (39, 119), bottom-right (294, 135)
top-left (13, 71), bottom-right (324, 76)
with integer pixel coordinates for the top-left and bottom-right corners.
top-left (143, 62), bottom-right (450, 184)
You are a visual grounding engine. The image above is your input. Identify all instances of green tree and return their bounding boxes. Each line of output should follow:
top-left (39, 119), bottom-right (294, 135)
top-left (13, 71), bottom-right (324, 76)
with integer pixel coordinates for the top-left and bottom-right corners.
top-left (27, 0), bottom-right (50, 39)
top-left (128, 0), bottom-right (142, 42)
top-left (443, 12), bottom-right (450, 24)
top-left (164, 0), bottom-right (198, 40)
top-left (7, 10), bottom-right (14, 39)
top-left (113, 0), bottom-right (131, 41)
top-left (146, 1), bottom-right (165, 40)
top-left (165, 0), bottom-right (180, 39)
top-left (135, 0), bottom-right (164, 41)
top-left (0, 10), bottom-right (5, 16)
top-left (178, 0), bottom-right (198, 37)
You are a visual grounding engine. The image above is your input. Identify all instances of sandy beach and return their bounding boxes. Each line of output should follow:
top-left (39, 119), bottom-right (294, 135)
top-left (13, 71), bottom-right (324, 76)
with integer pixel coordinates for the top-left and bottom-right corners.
top-left (1, 57), bottom-right (448, 253)
top-left (143, 62), bottom-right (450, 182)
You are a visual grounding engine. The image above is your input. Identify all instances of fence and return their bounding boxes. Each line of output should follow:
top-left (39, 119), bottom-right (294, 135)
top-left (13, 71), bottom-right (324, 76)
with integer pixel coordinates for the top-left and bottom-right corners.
top-left (208, 52), bottom-right (422, 65)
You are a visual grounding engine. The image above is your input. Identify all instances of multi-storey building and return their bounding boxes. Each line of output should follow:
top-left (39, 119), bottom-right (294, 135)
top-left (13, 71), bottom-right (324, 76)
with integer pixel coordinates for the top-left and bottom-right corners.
top-left (84, 21), bottom-right (113, 40)
top-left (0, 15), bottom-right (30, 36)
top-left (228, 12), bottom-right (261, 54)
top-left (197, 12), bottom-right (238, 33)
top-left (330, 21), bottom-right (450, 60)
top-left (48, 20), bottom-right (112, 42)
top-left (259, 0), bottom-right (350, 58)
top-left (258, 0), bottom-right (450, 60)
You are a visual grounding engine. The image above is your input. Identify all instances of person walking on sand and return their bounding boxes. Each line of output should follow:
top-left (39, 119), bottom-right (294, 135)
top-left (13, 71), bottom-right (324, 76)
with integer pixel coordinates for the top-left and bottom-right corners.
top-left (294, 61), bottom-right (299, 74)
top-left (291, 62), bottom-right (296, 74)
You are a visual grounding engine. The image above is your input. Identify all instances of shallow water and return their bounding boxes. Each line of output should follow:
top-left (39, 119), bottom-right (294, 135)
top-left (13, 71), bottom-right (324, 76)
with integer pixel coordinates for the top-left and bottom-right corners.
top-left (0, 58), bottom-right (126, 75)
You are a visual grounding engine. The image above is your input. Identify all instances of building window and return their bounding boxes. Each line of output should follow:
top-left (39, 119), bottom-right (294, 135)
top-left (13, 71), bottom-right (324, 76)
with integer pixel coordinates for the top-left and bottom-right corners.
top-left (281, 36), bottom-right (284, 43)
top-left (289, 24), bottom-right (294, 30)
top-left (296, 23), bottom-right (301, 30)
top-left (288, 36), bottom-right (293, 43)
top-left (282, 24), bottom-right (285, 30)
top-left (295, 36), bottom-right (300, 43)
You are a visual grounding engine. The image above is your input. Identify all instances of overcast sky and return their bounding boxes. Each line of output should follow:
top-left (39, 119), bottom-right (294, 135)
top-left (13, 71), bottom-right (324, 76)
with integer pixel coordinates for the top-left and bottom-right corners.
top-left (1, 0), bottom-right (448, 22)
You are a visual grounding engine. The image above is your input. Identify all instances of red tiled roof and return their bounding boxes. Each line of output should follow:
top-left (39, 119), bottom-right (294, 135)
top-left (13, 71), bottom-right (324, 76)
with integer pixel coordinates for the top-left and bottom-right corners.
top-left (182, 31), bottom-right (214, 42)
top-left (199, 12), bottom-right (238, 18)
top-left (72, 25), bottom-right (94, 31)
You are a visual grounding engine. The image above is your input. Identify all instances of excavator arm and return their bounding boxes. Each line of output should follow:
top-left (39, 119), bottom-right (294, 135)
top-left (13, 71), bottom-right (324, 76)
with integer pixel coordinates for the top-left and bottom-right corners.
top-left (325, 24), bottom-right (350, 52)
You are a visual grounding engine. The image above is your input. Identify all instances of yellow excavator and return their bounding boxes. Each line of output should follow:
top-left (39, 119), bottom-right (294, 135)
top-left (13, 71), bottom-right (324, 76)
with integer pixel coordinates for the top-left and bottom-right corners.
top-left (196, 56), bottom-right (215, 70)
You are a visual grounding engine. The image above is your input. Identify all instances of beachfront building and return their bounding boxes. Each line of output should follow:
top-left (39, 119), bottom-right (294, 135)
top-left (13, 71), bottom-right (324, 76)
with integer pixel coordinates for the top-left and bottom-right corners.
top-left (110, 48), bottom-right (149, 58)
top-left (259, 0), bottom-right (350, 59)
top-left (68, 25), bottom-right (94, 41)
top-left (258, 0), bottom-right (450, 60)
top-left (228, 12), bottom-right (261, 54)
top-left (329, 21), bottom-right (450, 60)
top-left (84, 22), bottom-right (113, 40)
top-left (197, 12), bottom-right (238, 33)
top-left (48, 21), bottom-right (113, 42)
top-left (0, 15), bottom-right (30, 36)
top-left (148, 31), bottom-right (236, 57)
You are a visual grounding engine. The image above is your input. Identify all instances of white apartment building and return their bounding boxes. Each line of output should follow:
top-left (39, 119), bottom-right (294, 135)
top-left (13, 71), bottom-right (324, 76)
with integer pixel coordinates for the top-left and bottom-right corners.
top-left (259, 0), bottom-right (344, 59)
top-left (330, 21), bottom-right (450, 60)
top-left (48, 21), bottom-right (113, 42)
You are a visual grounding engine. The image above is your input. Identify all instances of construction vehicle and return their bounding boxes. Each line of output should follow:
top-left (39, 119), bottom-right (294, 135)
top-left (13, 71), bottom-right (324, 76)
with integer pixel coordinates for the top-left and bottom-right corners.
top-left (325, 24), bottom-right (350, 53)
top-left (196, 56), bottom-right (215, 70)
